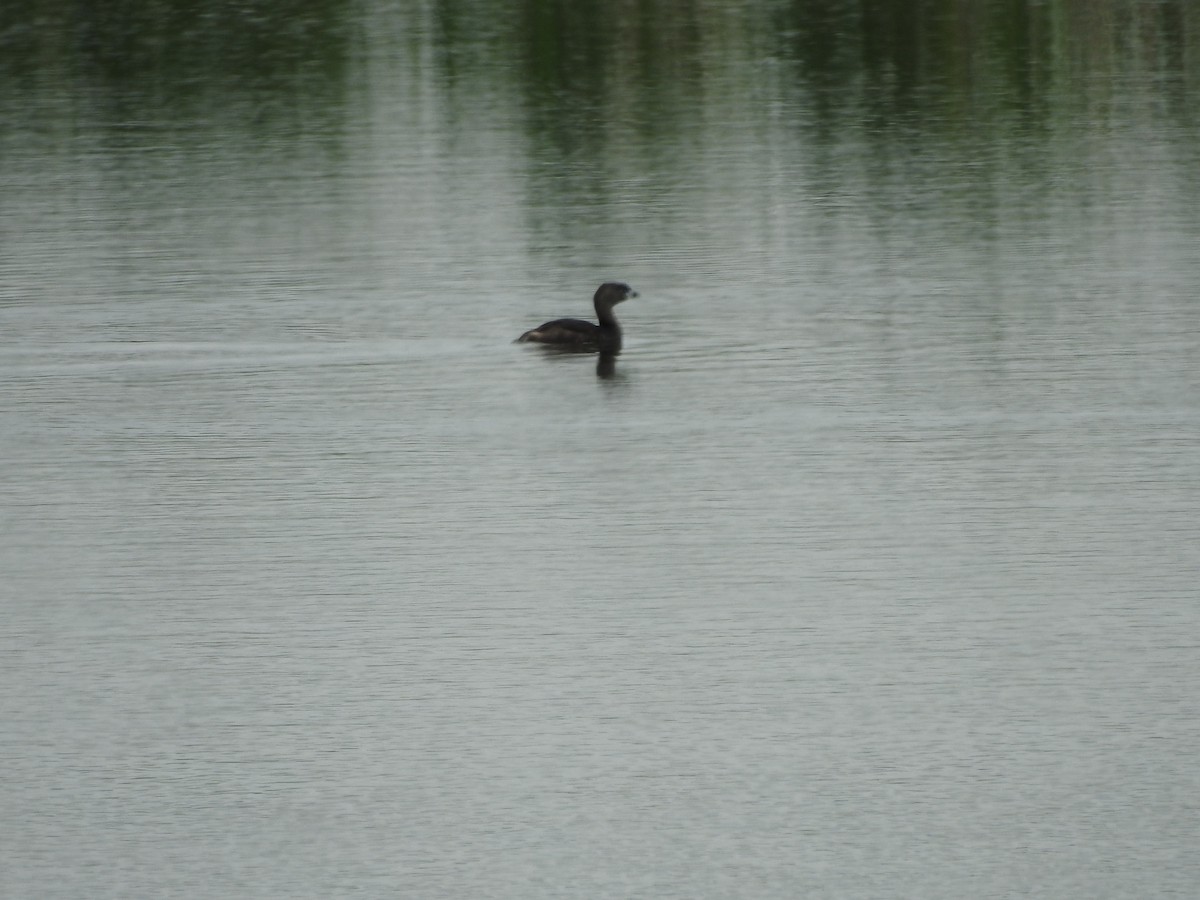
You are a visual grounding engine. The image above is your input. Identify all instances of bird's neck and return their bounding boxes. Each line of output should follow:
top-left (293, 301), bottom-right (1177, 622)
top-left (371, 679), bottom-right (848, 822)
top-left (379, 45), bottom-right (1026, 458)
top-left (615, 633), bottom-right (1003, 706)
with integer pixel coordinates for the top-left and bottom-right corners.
top-left (596, 305), bottom-right (620, 329)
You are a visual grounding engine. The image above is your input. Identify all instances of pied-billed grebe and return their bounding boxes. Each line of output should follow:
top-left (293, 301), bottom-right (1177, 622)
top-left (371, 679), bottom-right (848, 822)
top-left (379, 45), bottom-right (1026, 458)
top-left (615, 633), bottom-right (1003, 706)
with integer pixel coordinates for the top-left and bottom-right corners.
top-left (516, 282), bottom-right (638, 351)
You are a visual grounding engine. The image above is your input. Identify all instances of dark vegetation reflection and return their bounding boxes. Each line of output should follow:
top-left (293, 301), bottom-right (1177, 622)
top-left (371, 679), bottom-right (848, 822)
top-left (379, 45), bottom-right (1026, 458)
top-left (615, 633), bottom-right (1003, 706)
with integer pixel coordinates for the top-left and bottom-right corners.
top-left (4, 0), bottom-right (1196, 319)
top-left (416, 0), bottom-right (1200, 251)
top-left (7, 1), bottom-right (1195, 166)
top-left (6, 0), bottom-right (1194, 151)
top-left (0, 0), bottom-right (355, 138)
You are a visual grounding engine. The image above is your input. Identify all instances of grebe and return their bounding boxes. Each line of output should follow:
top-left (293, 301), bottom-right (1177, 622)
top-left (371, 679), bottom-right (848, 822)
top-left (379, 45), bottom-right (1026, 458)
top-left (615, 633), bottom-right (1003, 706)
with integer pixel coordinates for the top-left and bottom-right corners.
top-left (516, 282), bottom-right (637, 351)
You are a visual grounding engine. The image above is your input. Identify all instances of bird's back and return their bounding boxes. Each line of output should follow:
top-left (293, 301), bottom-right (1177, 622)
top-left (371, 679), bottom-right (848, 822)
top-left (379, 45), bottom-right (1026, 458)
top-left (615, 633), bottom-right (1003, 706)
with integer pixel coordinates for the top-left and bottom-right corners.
top-left (516, 318), bottom-right (603, 344)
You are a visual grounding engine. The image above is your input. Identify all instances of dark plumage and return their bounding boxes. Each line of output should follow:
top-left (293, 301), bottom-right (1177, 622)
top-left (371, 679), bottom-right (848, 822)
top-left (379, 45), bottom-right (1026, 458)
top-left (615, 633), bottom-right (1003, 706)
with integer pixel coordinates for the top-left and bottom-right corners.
top-left (516, 282), bottom-right (638, 351)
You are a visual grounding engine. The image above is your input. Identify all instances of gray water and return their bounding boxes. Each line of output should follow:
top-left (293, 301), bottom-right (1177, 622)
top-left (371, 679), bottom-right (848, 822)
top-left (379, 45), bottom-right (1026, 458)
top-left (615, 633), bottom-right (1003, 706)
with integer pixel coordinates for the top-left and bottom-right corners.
top-left (3, 2), bottom-right (1199, 897)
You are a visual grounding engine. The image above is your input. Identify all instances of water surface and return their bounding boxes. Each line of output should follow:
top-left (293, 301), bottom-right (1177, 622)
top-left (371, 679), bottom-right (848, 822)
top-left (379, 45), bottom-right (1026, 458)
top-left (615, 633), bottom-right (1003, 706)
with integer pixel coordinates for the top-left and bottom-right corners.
top-left (3, 2), bottom-right (1199, 897)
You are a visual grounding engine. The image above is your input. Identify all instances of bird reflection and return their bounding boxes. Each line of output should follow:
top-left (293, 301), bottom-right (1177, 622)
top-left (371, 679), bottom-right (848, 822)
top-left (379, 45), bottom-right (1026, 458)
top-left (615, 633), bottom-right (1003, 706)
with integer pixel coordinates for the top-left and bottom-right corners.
top-left (519, 343), bottom-right (623, 379)
top-left (596, 351), bottom-right (617, 379)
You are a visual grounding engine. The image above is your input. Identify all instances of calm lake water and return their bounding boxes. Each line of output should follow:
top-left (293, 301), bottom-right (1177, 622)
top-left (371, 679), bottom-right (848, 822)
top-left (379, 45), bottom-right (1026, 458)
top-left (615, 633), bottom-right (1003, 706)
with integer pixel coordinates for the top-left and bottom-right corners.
top-left (3, 2), bottom-right (1199, 897)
